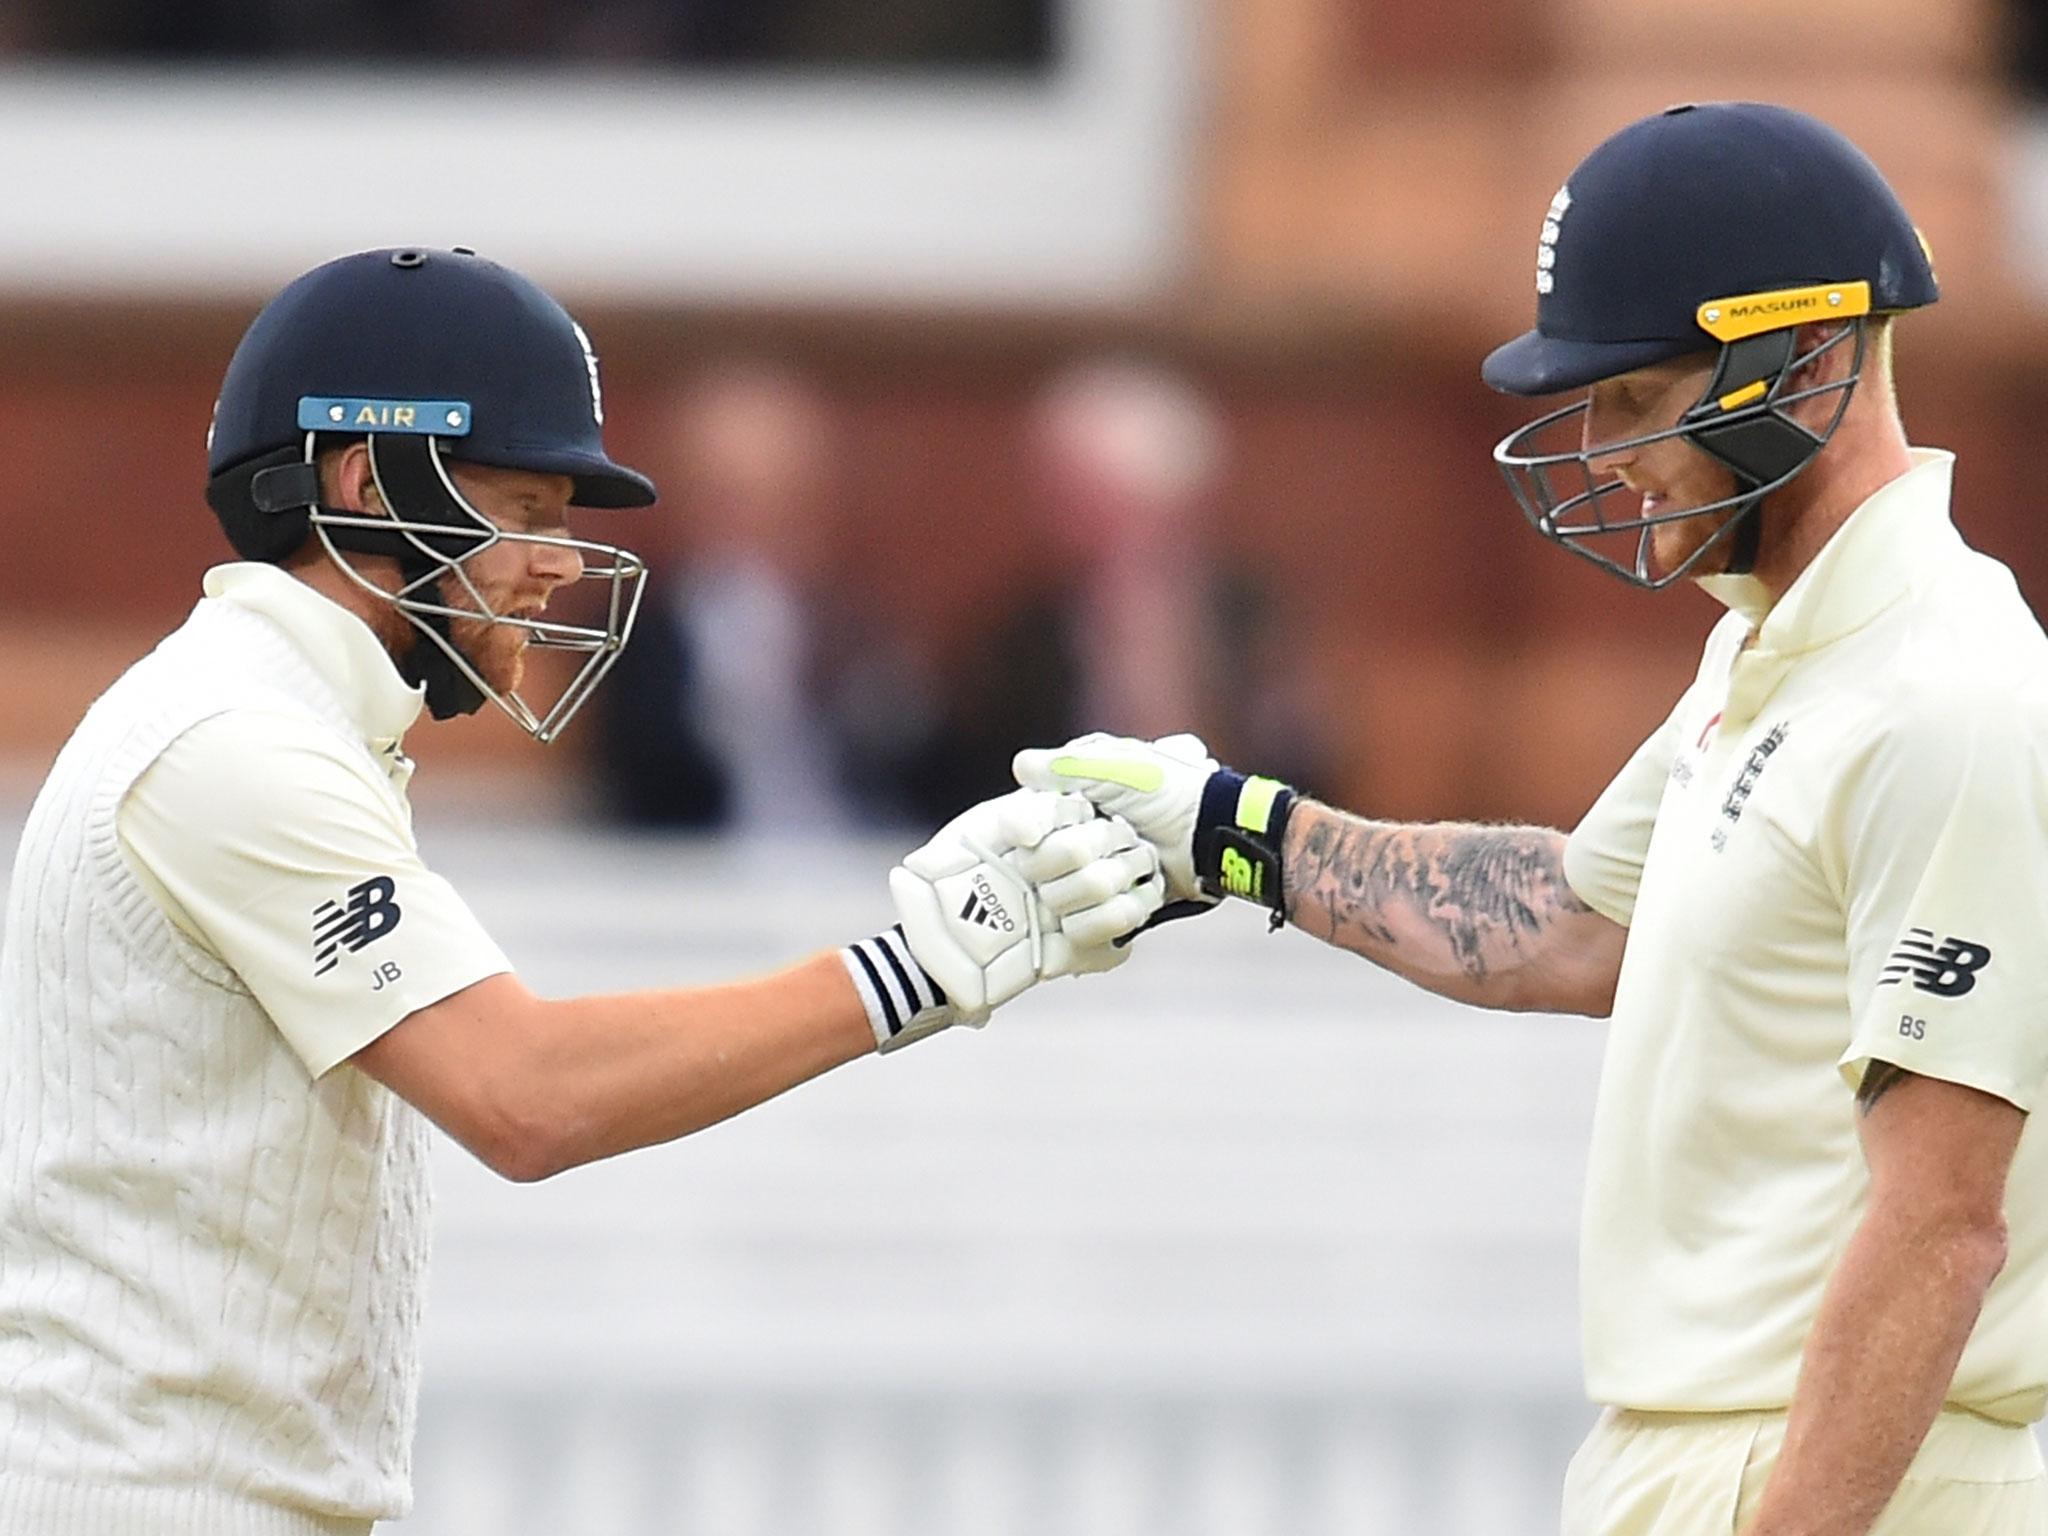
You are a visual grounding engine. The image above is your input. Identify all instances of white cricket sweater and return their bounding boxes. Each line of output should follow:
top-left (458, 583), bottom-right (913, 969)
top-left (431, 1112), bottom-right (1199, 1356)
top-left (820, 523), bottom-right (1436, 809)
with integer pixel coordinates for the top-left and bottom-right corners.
top-left (0, 593), bottom-right (438, 1534)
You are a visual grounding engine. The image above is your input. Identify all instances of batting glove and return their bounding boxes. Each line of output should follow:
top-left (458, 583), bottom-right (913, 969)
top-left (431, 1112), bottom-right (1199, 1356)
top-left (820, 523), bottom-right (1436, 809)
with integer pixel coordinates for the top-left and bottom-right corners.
top-left (847, 788), bottom-right (1164, 1051)
top-left (1011, 732), bottom-right (1297, 926)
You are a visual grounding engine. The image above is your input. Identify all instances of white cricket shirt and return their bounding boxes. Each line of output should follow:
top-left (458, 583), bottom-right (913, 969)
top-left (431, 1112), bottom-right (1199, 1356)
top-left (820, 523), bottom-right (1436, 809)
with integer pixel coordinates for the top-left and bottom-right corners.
top-left (1567, 450), bottom-right (2048, 1423)
top-left (120, 564), bottom-right (512, 1077)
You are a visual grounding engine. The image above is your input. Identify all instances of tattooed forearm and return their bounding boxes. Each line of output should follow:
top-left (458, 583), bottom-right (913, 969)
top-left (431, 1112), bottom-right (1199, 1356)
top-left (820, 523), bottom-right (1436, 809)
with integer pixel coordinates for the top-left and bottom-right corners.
top-left (1283, 801), bottom-right (1597, 1001)
top-left (1857, 1061), bottom-right (1913, 1116)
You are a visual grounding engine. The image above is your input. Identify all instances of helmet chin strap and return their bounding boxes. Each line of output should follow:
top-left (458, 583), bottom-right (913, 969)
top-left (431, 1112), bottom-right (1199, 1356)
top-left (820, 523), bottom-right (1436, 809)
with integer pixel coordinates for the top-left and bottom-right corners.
top-left (1679, 320), bottom-right (1862, 581)
top-left (395, 605), bottom-right (487, 721)
top-left (1723, 490), bottom-right (1767, 576)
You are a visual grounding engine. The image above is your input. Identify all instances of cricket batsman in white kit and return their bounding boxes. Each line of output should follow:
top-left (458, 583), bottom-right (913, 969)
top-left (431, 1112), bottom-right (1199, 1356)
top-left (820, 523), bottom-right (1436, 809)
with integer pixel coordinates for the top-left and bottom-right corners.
top-left (0, 248), bottom-right (1165, 1533)
top-left (1019, 103), bottom-right (2048, 1534)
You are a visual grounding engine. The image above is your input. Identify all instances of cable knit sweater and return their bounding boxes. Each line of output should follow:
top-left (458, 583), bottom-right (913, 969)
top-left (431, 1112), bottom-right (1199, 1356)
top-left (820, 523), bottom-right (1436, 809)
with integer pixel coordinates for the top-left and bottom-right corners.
top-left (0, 595), bottom-right (435, 1534)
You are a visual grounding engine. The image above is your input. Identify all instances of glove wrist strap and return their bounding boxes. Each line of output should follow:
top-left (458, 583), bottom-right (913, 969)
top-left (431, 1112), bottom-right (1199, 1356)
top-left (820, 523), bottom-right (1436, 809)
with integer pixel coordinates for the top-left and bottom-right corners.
top-left (842, 926), bottom-right (954, 1053)
top-left (1193, 771), bottom-right (1296, 930)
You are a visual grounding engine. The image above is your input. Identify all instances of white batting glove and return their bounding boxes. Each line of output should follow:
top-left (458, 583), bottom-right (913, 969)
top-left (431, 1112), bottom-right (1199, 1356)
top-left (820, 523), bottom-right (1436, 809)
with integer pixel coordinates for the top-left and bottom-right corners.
top-left (1014, 732), bottom-right (1301, 928)
top-left (1011, 732), bottom-right (1219, 903)
top-left (854, 789), bottom-right (1163, 1049)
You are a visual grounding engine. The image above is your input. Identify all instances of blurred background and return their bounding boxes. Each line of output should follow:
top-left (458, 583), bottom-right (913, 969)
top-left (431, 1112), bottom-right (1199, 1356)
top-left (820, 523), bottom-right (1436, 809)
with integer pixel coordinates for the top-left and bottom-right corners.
top-left (4, 0), bottom-right (2048, 1530)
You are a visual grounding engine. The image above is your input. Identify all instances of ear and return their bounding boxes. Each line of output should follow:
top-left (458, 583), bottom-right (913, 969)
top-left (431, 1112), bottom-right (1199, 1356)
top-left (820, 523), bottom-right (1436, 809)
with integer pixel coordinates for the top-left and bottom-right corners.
top-left (1786, 320), bottom-right (1859, 389)
top-left (320, 441), bottom-right (386, 514)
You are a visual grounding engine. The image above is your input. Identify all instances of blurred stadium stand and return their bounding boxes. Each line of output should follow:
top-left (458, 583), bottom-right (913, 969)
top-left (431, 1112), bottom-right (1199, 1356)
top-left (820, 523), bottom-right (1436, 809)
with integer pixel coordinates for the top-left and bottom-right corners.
top-left (4, 0), bottom-right (2046, 828)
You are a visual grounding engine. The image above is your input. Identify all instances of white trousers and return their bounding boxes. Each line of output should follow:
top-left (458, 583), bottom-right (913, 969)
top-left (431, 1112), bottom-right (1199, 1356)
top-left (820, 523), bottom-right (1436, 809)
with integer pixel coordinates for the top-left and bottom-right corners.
top-left (1561, 1405), bottom-right (2048, 1536)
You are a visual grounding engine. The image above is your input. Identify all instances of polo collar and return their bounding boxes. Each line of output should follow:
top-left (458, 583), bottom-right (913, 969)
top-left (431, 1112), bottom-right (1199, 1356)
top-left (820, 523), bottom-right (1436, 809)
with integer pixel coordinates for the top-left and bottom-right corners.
top-left (1698, 449), bottom-right (1958, 726)
top-left (202, 562), bottom-right (426, 751)
top-left (1747, 449), bottom-right (1958, 654)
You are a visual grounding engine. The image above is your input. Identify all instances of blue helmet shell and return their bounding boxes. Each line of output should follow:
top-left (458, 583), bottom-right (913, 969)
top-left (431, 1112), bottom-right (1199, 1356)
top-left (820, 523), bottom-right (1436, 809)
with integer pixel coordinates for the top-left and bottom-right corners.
top-left (207, 247), bottom-right (656, 522)
top-left (1483, 102), bottom-right (1938, 397)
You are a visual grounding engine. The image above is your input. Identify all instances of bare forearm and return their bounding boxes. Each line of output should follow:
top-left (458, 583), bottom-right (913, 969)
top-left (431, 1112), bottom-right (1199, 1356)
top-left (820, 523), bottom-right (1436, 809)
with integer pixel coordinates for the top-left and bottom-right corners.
top-left (1742, 1204), bottom-right (2006, 1536)
top-left (1282, 800), bottom-right (1619, 1012)
top-left (1747, 1068), bottom-right (2033, 1535)
top-left (368, 956), bottom-right (880, 1180)
top-left (533, 954), bottom-right (875, 1172)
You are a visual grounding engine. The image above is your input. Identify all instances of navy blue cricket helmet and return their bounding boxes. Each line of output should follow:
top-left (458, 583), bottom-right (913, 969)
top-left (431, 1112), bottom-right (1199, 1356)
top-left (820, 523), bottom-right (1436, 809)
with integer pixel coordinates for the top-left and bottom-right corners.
top-left (204, 248), bottom-right (654, 741)
top-left (207, 246), bottom-right (654, 557)
top-left (1485, 102), bottom-right (1938, 588)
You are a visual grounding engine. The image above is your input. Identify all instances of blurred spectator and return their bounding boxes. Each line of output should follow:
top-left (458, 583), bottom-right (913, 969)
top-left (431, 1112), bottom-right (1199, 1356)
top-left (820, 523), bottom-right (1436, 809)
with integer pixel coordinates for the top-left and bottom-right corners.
top-left (2017, 0), bottom-right (2048, 97)
top-left (901, 359), bottom-right (1326, 819)
top-left (593, 362), bottom-right (864, 832)
top-left (1037, 359), bottom-right (1224, 737)
top-left (2008, 0), bottom-right (2048, 303)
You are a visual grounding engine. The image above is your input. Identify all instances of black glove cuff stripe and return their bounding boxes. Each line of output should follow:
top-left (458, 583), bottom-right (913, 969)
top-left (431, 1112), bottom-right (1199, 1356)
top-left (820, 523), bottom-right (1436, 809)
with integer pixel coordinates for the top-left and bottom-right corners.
top-left (847, 944), bottom-right (904, 1038)
top-left (877, 924), bottom-right (947, 1012)
top-left (844, 928), bottom-right (951, 1051)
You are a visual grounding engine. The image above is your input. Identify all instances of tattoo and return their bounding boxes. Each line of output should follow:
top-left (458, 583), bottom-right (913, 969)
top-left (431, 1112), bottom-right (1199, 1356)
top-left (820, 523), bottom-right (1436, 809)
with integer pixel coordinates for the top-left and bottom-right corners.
top-left (1285, 809), bottom-right (1593, 980)
top-left (1857, 1061), bottom-right (1913, 1115)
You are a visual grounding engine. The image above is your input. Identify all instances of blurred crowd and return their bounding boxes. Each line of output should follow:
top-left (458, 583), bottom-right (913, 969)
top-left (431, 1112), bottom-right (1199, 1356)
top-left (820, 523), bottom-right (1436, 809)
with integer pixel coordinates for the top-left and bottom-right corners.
top-left (0, 0), bottom-right (1052, 65)
top-left (590, 359), bottom-right (1327, 835)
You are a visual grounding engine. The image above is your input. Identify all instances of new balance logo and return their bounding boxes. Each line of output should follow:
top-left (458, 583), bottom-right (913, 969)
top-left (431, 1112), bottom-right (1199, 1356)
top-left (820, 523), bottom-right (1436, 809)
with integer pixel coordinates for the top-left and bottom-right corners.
top-left (313, 876), bottom-right (404, 976)
top-left (1879, 928), bottom-right (1991, 999)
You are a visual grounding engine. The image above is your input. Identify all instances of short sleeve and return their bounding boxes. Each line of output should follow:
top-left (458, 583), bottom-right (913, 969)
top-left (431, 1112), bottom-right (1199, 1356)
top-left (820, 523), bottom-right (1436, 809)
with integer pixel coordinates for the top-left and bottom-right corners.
top-left (118, 711), bottom-right (512, 1078)
top-left (1563, 696), bottom-right (1690, 928)
top-left (1836, 702), bottom-right (2048, 1110)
